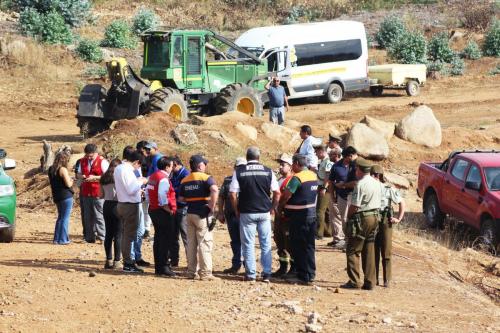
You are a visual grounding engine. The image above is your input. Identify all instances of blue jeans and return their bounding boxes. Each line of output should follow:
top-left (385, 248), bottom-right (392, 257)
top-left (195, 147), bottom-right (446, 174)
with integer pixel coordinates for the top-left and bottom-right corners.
top-left (131, 202), bottom-right (146, 260)
top-left (54, 197), bottom-right (73, 244)
top-left (226, 213), bottom-right (242, 269)
top-left (240, 212), bottom-right (272, 279)
top-left (269, 106), bottom-right (285, 125)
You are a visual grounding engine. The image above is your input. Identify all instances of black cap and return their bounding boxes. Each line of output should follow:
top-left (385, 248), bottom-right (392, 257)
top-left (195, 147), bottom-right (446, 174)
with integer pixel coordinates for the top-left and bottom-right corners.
top-left (189, 154), bottom-right (208, 167)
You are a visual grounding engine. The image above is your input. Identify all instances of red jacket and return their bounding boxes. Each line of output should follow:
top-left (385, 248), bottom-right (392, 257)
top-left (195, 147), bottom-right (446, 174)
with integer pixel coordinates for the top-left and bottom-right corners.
top-left (148, 170), bottom-right (177, 214)
top-left (80, 155), bottom-right (104, 197)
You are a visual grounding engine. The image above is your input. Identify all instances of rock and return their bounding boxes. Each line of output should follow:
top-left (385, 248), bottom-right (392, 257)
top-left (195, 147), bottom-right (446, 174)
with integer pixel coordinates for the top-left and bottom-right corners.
top-left (261, 123), bottom-right (302, 150)
top-left (305, 323), bottom-right (322, 332)
top-left (308, 312), bottom-right (321, 325)
top-left (361, 115), bottom-right (395, 140)
top-left (333, 288), bottom-right (340, 294)
top-left (235, 122), bottom-right (258, 141)
top-left (204, 131), bottom-right (239, 148)
top-left (171, 123), bottom-right (198, 146)
top-left (66, 269), bottom-right (76, 273)
top-left (280, 300), bottom-right (302, 314)
top-left (384, 172), bottom-right (411, 189)
top-left (349, 315), bottom-right (368, 324)
top-left (382, 317), bottom-right (392, 324)
top-left (346, 123), bottom-right (389, 160)
top-left (88, 271), bottom-right (96, 277)
top-left (396, 105), bottom-right (442, 148)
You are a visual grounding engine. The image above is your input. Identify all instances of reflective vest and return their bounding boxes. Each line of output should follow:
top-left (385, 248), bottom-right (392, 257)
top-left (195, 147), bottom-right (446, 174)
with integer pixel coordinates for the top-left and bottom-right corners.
top-left (235, 161), bottom-right (273, 214)
top-left (80, 155), bottom-right (103, 197)
top-left (147, 170), bottom-right (177, 214)
top-left (285, 170), bottom-right (318, 214)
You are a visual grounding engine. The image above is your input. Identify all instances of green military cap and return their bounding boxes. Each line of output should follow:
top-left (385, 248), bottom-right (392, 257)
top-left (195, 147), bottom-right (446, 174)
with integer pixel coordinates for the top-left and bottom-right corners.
top-left (356, 157), bottom-right (373, 172)
top-left (371, 164), bottom-right (384, 175)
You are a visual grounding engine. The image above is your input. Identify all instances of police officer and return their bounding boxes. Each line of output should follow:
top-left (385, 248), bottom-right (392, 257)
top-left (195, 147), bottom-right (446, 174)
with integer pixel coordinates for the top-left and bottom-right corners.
top-left (179, 155), bottom-right (219, 281)
top-left (342, 157), bottom-right (381, 290)
top-left (217, 157), bottom-right (247, 274)
top-left (272, 153), bottom-right (295, 278)
top-left (280, 154), bottom-right (318, 285)
top-left (371, 165), bottom-right (405, 288)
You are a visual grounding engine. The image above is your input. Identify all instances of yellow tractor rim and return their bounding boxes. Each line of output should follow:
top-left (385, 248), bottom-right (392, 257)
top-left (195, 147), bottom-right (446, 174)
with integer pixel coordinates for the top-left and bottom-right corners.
top-left (169, 103), bottom-right (182, 120)
top-left (236, 97), bottom-right (255, 115)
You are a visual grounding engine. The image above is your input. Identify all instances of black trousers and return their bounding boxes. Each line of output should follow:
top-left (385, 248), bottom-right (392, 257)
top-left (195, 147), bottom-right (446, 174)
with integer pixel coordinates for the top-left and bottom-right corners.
top-left (171, 206), bottom-right (188, 265)
top-left (103, 201), bottom-right (122, 261)
top-left (288, 210), bottom-right (316, 282)
top-left (149, 208), bottom-right (176, 273)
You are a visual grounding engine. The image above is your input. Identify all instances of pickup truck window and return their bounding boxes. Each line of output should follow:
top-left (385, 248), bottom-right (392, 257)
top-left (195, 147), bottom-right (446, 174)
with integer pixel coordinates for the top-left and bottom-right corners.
top-left (450, 159), bottom-right (469, 181)
top-left (485, 167), bottom-right (500, 191)
top-left (465, 165), bottom-right (481, 183)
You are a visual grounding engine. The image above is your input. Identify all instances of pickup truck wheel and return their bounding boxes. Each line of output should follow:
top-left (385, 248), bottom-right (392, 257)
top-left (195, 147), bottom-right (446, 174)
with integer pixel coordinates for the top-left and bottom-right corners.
top-left (423, 192), bottom-right (445, 229)
top-left (405, 80), bottom-right (420, 96)
top-left (478, 218), bottom-right (498, 255)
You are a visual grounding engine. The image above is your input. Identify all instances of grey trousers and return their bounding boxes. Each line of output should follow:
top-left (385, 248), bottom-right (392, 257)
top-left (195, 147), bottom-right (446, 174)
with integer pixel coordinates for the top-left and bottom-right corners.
top-left (116, 202), bottom-right (140, 265)
top-left (81, 196), bottom-right (106, 242)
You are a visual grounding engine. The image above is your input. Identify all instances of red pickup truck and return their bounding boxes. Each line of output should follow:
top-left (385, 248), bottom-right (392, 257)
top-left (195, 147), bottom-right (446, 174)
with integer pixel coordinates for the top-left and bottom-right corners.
top-left (417, 150), bottom-right (500, 250)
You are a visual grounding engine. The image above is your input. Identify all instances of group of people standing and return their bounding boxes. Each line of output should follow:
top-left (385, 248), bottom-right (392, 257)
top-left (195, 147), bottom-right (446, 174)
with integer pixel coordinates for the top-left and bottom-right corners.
top-left (48, 124), bottom-right (405, 289)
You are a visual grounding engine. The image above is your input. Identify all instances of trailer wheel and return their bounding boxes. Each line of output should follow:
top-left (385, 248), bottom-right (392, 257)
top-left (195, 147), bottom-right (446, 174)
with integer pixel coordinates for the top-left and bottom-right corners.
top-left (147, 88), bottom-right (189, 121)
top-left (405, 80), bottom-right (420, 96)
top-left (326, 83), bottom-right (343, 103)
top-left (214, 83), bottom-right (263, 116)
top-left (423, 191), bottom-right (445, 229)
top-left (0, 225), bottom-right (15, 243)
top-left (370, 86), bottom-right (384, 97)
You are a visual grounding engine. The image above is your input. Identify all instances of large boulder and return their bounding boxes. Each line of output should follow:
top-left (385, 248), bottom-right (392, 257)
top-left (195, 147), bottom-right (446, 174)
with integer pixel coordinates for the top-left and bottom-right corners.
top-left (361, 115), bottom-right (395, 140)
top-left (261, 123), bottom-right (301, 150)
top-left (235, 122), bottom-right (258, 141)
top-left (396, 105), bottom-right (442, 148)
top-left (345, 123), bottom-right (389, 160)
top-left (384, 172), bottom-right (411, 189)
top-left (171, 123), bottom-right (198, 146)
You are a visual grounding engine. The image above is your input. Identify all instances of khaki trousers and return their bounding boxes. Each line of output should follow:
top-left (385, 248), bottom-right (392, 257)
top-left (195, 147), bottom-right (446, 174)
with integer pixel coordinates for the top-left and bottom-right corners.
top-left (375, 219), bottom-right (393, 285)
top-left (332, 195), bottom-right (349, 242)
top-left (186, 213), bottom-right (213, 277)
top-left (316, 191), bottom-right (331, 238)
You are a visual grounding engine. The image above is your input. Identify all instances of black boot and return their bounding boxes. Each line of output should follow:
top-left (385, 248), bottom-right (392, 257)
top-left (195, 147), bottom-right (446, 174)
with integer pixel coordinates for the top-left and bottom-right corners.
top-left (283, 262), bottom-right (297, 279)
top-left (272, 260), bottom-right (288, 278)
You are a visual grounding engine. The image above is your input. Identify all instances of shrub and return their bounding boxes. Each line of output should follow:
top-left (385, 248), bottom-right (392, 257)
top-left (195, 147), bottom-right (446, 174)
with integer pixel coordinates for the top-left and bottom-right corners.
top-left (132, 7), bottom-right (160, 35)
top-left (76, 38), bottom-right (103, 63)
top-left (427, 60), bottom-right (445, 73)
top-left (449, 56), bottom-right (465, 76)
top-left (18, 7), bottom-right (43, 38)
top-left (452, 0), bottom-right (495, 32)
top-left (428, 32), bottom-right (455, 63)
top-left (84, 65), bottom-right (107, 78)
top-left (483, 19), bottom-right (500, 57)
top-left (375, 14), bottom-right (407, 49)
top-left (388, 30), bottom-right (427, 64)
top-left (15, 0), bottom-right (92, 27)
top-left (101, 20), bottom-right (137, 49)
top-left (461, 40), bottom-right (482, 60)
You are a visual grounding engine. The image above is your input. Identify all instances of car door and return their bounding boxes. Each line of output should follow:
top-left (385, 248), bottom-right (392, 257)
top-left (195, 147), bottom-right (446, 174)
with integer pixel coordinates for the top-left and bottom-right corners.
top-left (459, 163), bottom-right (483, 228)
top-left (441, 158), bottom-right (469, 214)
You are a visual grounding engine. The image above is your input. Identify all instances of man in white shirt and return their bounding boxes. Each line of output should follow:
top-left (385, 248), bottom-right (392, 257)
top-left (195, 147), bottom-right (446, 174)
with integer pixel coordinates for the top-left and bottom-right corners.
top-left (114, 149), bottom-right (148, 273)
top-left (297, 125), bottom-right (319, 171)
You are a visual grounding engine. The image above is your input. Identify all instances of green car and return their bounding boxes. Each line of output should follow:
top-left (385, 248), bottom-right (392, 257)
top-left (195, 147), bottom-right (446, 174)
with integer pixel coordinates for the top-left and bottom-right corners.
top-left (0, 148), bottom-right (16, 242)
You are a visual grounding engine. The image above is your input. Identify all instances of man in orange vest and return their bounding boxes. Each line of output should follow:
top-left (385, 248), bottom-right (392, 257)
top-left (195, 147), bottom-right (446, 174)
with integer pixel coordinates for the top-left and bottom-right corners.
top-left (77, 144), bottom-right (109, 243)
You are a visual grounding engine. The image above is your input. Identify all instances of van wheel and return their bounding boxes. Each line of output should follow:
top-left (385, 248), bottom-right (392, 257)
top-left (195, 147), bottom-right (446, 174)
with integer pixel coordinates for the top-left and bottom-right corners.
top-left (405, 80), bottom-right (420, 96)
top-left (423, 192), bottom-right (445, 229)
top-left (0, 225), bottom-right (15, 243)
top-left (326, 83), bottom-right (343, 103)
top-left (370, 86), bottom-right (384, 97)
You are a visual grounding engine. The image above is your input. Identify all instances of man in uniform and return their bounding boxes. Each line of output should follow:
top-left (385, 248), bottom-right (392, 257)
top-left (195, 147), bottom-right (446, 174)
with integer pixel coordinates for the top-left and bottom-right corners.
top-left (179, 155), bottom-right (219, 281)
top-left (217, 157), bottom-right (247, 274)
top-left (314, 144), bottom-right (333, 240)
top-left (342, 157), bottom-right (381, 290)
top-left (280, 154), bottom-right (318, 285)
top-left (272, 153), bottom-right (295, 278)
top-left (170, 156), bottom-right (190, 267)
top-left (327, 133), bottom-right (343, 154)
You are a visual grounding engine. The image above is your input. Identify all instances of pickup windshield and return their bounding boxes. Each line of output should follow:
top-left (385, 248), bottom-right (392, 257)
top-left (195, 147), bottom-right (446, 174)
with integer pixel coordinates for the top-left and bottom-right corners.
top-left (485, 167), bottom-right (500, 191)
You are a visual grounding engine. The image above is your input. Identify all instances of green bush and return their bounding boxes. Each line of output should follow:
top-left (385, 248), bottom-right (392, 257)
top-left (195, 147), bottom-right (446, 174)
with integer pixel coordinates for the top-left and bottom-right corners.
top-left (428, 32), bottom-right (455, 63)
top-left (84, 65), bottom-right (107, 78)
top-left (101, 19), bottom-right (138, 49)
top-left (19, 7), bottom-right (43, 37)
top-left (483, 19), bottom-right (500, 57)
top-left (461, 40), bottom-right (482, 60)
top-left (76, 38), bottom-right (103, 63)
top-left (427, 60), bottom-right (444, 73)
top-left (449, 56), bottom-right (465, 76)
top-left (132, 7), bottom-right (160, 35)
top-left (15, 0), bottom-right (92, 27)
top-left (375, 14), bottom-right (407, 49)
top-left (388, 30), bottom-right (427, 64)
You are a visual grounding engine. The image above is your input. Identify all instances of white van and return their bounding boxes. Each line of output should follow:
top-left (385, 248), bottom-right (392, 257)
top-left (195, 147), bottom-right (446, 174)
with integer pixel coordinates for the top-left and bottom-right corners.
top-left (235, 20), bottom-right (370, 103)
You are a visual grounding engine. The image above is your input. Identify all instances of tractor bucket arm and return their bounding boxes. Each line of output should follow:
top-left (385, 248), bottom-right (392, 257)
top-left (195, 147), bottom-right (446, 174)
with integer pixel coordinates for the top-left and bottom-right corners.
top-left (211, 32), bottom-right (262, 64)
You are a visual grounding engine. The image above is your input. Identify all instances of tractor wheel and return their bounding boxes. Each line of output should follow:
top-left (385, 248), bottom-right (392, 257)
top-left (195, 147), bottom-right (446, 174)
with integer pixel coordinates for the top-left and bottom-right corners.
top-left (405, 80), bottom-right (420, 96)
top-left (146, 87), bottom-right (189, 121)
top-left (423, 191), bottom-right (445, 229)
top-left (0, 225), bottom-right (15, 243)
top-left (214, 83), bottom-right (263, 117)
top-left (77, 117), bottom-right (111, 139)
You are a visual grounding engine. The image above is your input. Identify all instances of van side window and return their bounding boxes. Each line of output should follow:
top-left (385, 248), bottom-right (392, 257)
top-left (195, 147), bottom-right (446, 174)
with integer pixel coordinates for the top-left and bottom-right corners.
top-left (450, 159), bottom-right (469, 181)
top-left (294, 39), bottom-right (362, 66)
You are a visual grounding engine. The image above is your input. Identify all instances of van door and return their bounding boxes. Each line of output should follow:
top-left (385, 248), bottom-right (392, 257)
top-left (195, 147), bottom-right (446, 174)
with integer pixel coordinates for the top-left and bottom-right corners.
top-left (263, 48), bottom-right (291, 82)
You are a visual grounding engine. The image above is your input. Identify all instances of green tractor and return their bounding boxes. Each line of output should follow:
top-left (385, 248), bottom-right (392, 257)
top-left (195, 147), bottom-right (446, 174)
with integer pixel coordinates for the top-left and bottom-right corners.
top-left (77, 29), bottom-right (289, 137)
